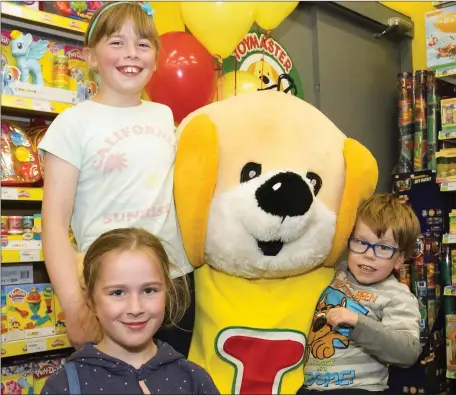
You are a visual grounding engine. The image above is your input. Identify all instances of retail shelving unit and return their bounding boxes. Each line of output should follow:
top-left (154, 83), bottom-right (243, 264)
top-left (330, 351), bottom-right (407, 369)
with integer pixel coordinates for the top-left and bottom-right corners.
top-left (1, 2), bottom-right (87, 35)
top-left (1, 334), bottom-right (71, 358)
top-left (434, 76), bottom-right (456, 389)
top-left (2, 95), bottom-right (72, 117)
top-left (1, 187), bottom-right (43, 202)
top-left (1, 3), bottom-right (87, 364)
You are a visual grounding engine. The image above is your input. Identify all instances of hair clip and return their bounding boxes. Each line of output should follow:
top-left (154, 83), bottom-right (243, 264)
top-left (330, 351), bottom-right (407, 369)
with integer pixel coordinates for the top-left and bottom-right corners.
top-left (140, 2), bottom-right (154, 20)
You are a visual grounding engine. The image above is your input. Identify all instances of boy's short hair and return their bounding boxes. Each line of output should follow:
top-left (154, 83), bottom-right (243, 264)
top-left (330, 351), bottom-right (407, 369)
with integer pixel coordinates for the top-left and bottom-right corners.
top-left (356, 193), bottom-right (420, 259)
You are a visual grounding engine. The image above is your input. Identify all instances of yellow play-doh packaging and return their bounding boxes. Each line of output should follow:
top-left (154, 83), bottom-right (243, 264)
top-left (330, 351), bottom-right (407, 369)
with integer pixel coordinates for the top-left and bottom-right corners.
top-left (1, 364), bottom-right (34, 395)
top-left (1, 287), bottom-right (7, 343)
top-left (54, 295), bottom-right (66, 335)
top-left (33, 359), bottom-right (65, 395)
top-left (5, 284), bottom-right (56, 340)
top-left (65, 45), bottom-right (89, 92)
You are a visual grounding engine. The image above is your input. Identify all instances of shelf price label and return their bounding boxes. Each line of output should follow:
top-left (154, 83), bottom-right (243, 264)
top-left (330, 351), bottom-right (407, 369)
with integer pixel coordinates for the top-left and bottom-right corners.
top-left (1, 265), bottom-right (33, 285)
top-left (2, 188), bottom-right (19, 200)
top-left (441, 182), bottom-right (456, 192)
top-left (19, 250), bottom-right (41, 262)
top-left (2, 3), bottom-right (23, 17)
top-left (31, 99), bottom-right (51, 113)
top-left (25, 338), bottom-right (46, 354)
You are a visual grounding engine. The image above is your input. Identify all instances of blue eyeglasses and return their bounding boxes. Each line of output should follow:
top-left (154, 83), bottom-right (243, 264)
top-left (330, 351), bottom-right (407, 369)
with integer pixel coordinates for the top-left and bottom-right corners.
top-left (348, 237), bottom-right (398, 260)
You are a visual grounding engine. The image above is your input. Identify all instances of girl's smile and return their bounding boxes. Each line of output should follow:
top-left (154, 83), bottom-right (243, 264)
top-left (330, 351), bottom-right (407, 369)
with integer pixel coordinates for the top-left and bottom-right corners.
top-left (93, 249), bottom-right (165, 362)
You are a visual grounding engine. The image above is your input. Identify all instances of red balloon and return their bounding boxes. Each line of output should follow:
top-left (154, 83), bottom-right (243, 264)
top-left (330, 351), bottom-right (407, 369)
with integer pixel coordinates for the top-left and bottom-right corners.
top-left (145, 32), bottom-right (217, 124)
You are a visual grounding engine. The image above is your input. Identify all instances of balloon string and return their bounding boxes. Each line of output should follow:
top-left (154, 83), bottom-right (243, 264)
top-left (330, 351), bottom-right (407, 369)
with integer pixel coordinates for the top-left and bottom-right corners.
top-left (234, 57), bottom-right (237, 96)
top-left (259, 30), bottom-right (271, 90)
top-left (260, 47), bottom-right (265, 90)
top-left (220, 62), bottom-right (223, 101)
top-left (214, 54), bottom-right (223, 101)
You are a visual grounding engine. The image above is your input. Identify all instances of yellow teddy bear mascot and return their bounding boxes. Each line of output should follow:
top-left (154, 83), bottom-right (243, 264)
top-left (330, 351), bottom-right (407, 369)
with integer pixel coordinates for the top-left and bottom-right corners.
top-left (174, 90), bottom-right (378, 395)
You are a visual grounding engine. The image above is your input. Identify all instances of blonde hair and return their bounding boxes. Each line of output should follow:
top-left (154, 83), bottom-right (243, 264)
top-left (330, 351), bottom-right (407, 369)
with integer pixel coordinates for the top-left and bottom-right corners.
top-left (83, 228), bottom-right (190, 327)
top-left (356, 193), bottom-right (420, 259)
top-left (85, 1), bottom-right (160, 50)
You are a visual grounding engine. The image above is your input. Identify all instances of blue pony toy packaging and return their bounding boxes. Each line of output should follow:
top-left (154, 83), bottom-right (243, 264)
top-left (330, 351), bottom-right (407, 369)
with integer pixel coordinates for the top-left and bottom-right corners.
top-left (1, 29), bottom-right (96, 103)
top-left (9, 30), bottom-right (48, 86)
top-left (2, 29), bottom-right (53, 92)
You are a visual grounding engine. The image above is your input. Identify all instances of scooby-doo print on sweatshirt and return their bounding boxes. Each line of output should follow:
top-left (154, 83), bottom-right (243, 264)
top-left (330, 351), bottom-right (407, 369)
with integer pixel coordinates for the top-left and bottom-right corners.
top-left (304, 261), bottom-right (420, 392)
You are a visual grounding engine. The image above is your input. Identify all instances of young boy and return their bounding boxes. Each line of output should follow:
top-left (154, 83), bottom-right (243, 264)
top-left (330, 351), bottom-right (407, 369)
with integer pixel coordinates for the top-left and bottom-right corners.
top-left (302, 193), bottom-right (422, 394)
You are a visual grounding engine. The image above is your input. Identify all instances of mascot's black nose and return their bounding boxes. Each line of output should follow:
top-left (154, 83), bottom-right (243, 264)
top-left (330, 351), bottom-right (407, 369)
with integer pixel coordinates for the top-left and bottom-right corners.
top-left (255, 172), bottom-right (313, 218)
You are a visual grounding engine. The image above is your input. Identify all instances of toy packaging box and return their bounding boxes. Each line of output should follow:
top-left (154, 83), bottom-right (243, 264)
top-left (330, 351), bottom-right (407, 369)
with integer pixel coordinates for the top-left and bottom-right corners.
top-left (54, 295), bottom-right (66, 335)
top-left (426, 5), bottom-right (456, 70)
top-left (1, 29), bottom-right (97, 102)
top-left (2, 215), bottom-right (42, 245)
top-left (1, 364), bottom-right (34, 395)
top-left (40, 1), bottom-right (105, 22)
top-left (432, 1), bottom-right (456, 8)
top-left (32, 358), bottom-right (65, 394)
top-left (4, 284), bottom-right (55, 342)
top-left (392, 171), bottom-right (445, 234)
top-left (1, 120), bottom-right (41, 188)
top-left (1, 287), bottom-right (7, 343)
top-left (12, 1), bottom-right (40, 9)
top-left (441, 97), bottom-right (456, 131)
top-left (447, 314), bottom-right (456, 378)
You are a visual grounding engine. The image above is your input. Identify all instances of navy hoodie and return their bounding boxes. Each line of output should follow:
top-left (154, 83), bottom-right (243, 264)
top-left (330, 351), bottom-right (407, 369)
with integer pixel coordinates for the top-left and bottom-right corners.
top-left (41, 341), bottom-right (219, 394)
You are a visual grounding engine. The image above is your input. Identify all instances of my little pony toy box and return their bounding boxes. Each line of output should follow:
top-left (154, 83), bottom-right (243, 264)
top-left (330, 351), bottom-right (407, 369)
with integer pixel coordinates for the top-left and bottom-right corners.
top-left (1, 29), bottom-right (97, 103)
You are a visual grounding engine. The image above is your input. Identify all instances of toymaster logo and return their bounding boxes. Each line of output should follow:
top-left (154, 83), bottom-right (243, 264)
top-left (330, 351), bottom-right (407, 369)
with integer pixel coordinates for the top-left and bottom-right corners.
top-left (223, 28), bottom-right (304, 99)
top-left (233, 32), bottom-right (293, 73)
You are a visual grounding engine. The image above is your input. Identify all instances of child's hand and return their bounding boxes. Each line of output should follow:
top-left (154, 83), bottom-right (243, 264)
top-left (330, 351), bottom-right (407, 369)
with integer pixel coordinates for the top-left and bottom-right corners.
top-left (326, 307), bottom-right (358, 329)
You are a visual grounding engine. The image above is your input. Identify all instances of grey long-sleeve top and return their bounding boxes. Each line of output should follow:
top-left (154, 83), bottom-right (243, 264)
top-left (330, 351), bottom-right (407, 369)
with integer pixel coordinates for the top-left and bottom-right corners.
top-left (304, 261), bottom-right (421, 392)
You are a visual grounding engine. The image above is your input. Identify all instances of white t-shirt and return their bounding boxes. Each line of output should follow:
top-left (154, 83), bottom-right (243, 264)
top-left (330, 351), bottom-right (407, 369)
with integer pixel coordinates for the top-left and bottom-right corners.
top-left (39, 100), bottom-right (193, 278)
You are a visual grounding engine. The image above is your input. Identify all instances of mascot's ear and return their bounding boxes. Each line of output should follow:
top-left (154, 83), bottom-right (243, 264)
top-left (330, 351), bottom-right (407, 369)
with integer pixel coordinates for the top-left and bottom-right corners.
top-left (174, 114), bottom-right (219, 268)
top-left (323, 138), bottom-right (378, 267)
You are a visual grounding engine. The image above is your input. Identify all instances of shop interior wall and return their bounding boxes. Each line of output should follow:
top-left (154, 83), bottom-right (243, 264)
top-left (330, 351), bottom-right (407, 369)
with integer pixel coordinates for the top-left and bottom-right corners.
top-left (273, 3), bottom-right (409, 193)
top-left (382, 1), bottom-right (434, 71)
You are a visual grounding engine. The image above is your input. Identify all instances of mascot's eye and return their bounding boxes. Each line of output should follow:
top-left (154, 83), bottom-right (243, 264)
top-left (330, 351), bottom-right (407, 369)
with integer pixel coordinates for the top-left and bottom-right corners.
top-left (306, 172), bottom-right (322, 195)
top-left (240, 162), bottom-right (262, 183)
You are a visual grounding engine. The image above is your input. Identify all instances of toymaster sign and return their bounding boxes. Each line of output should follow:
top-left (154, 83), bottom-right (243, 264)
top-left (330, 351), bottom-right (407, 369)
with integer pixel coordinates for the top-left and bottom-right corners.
top-left (222, 29), bottom-right (304, 99)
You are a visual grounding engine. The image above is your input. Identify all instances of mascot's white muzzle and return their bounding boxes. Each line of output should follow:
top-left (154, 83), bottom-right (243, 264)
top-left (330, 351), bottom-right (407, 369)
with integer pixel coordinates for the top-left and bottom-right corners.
top-left (205, 169), bottom-right (337, 279)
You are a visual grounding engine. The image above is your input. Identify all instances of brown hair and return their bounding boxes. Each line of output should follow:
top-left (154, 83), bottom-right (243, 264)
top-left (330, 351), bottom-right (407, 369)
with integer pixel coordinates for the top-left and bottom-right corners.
top-left (83, 228), bottom-right (190, 327)
top-left (356, 193), bottom-right (420, 259)
top-left (85, 1), bottom-right (160, 51)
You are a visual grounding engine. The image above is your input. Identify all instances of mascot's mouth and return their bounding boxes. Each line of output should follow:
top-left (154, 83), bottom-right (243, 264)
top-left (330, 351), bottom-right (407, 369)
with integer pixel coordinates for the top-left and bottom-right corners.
top-left (257, 239), bottom-right (284, 256)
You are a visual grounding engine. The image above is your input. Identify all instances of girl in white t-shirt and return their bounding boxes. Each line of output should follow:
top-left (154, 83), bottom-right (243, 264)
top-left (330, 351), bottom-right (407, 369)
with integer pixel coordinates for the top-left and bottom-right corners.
top-left (39, 1), bottom-right (194, 353)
